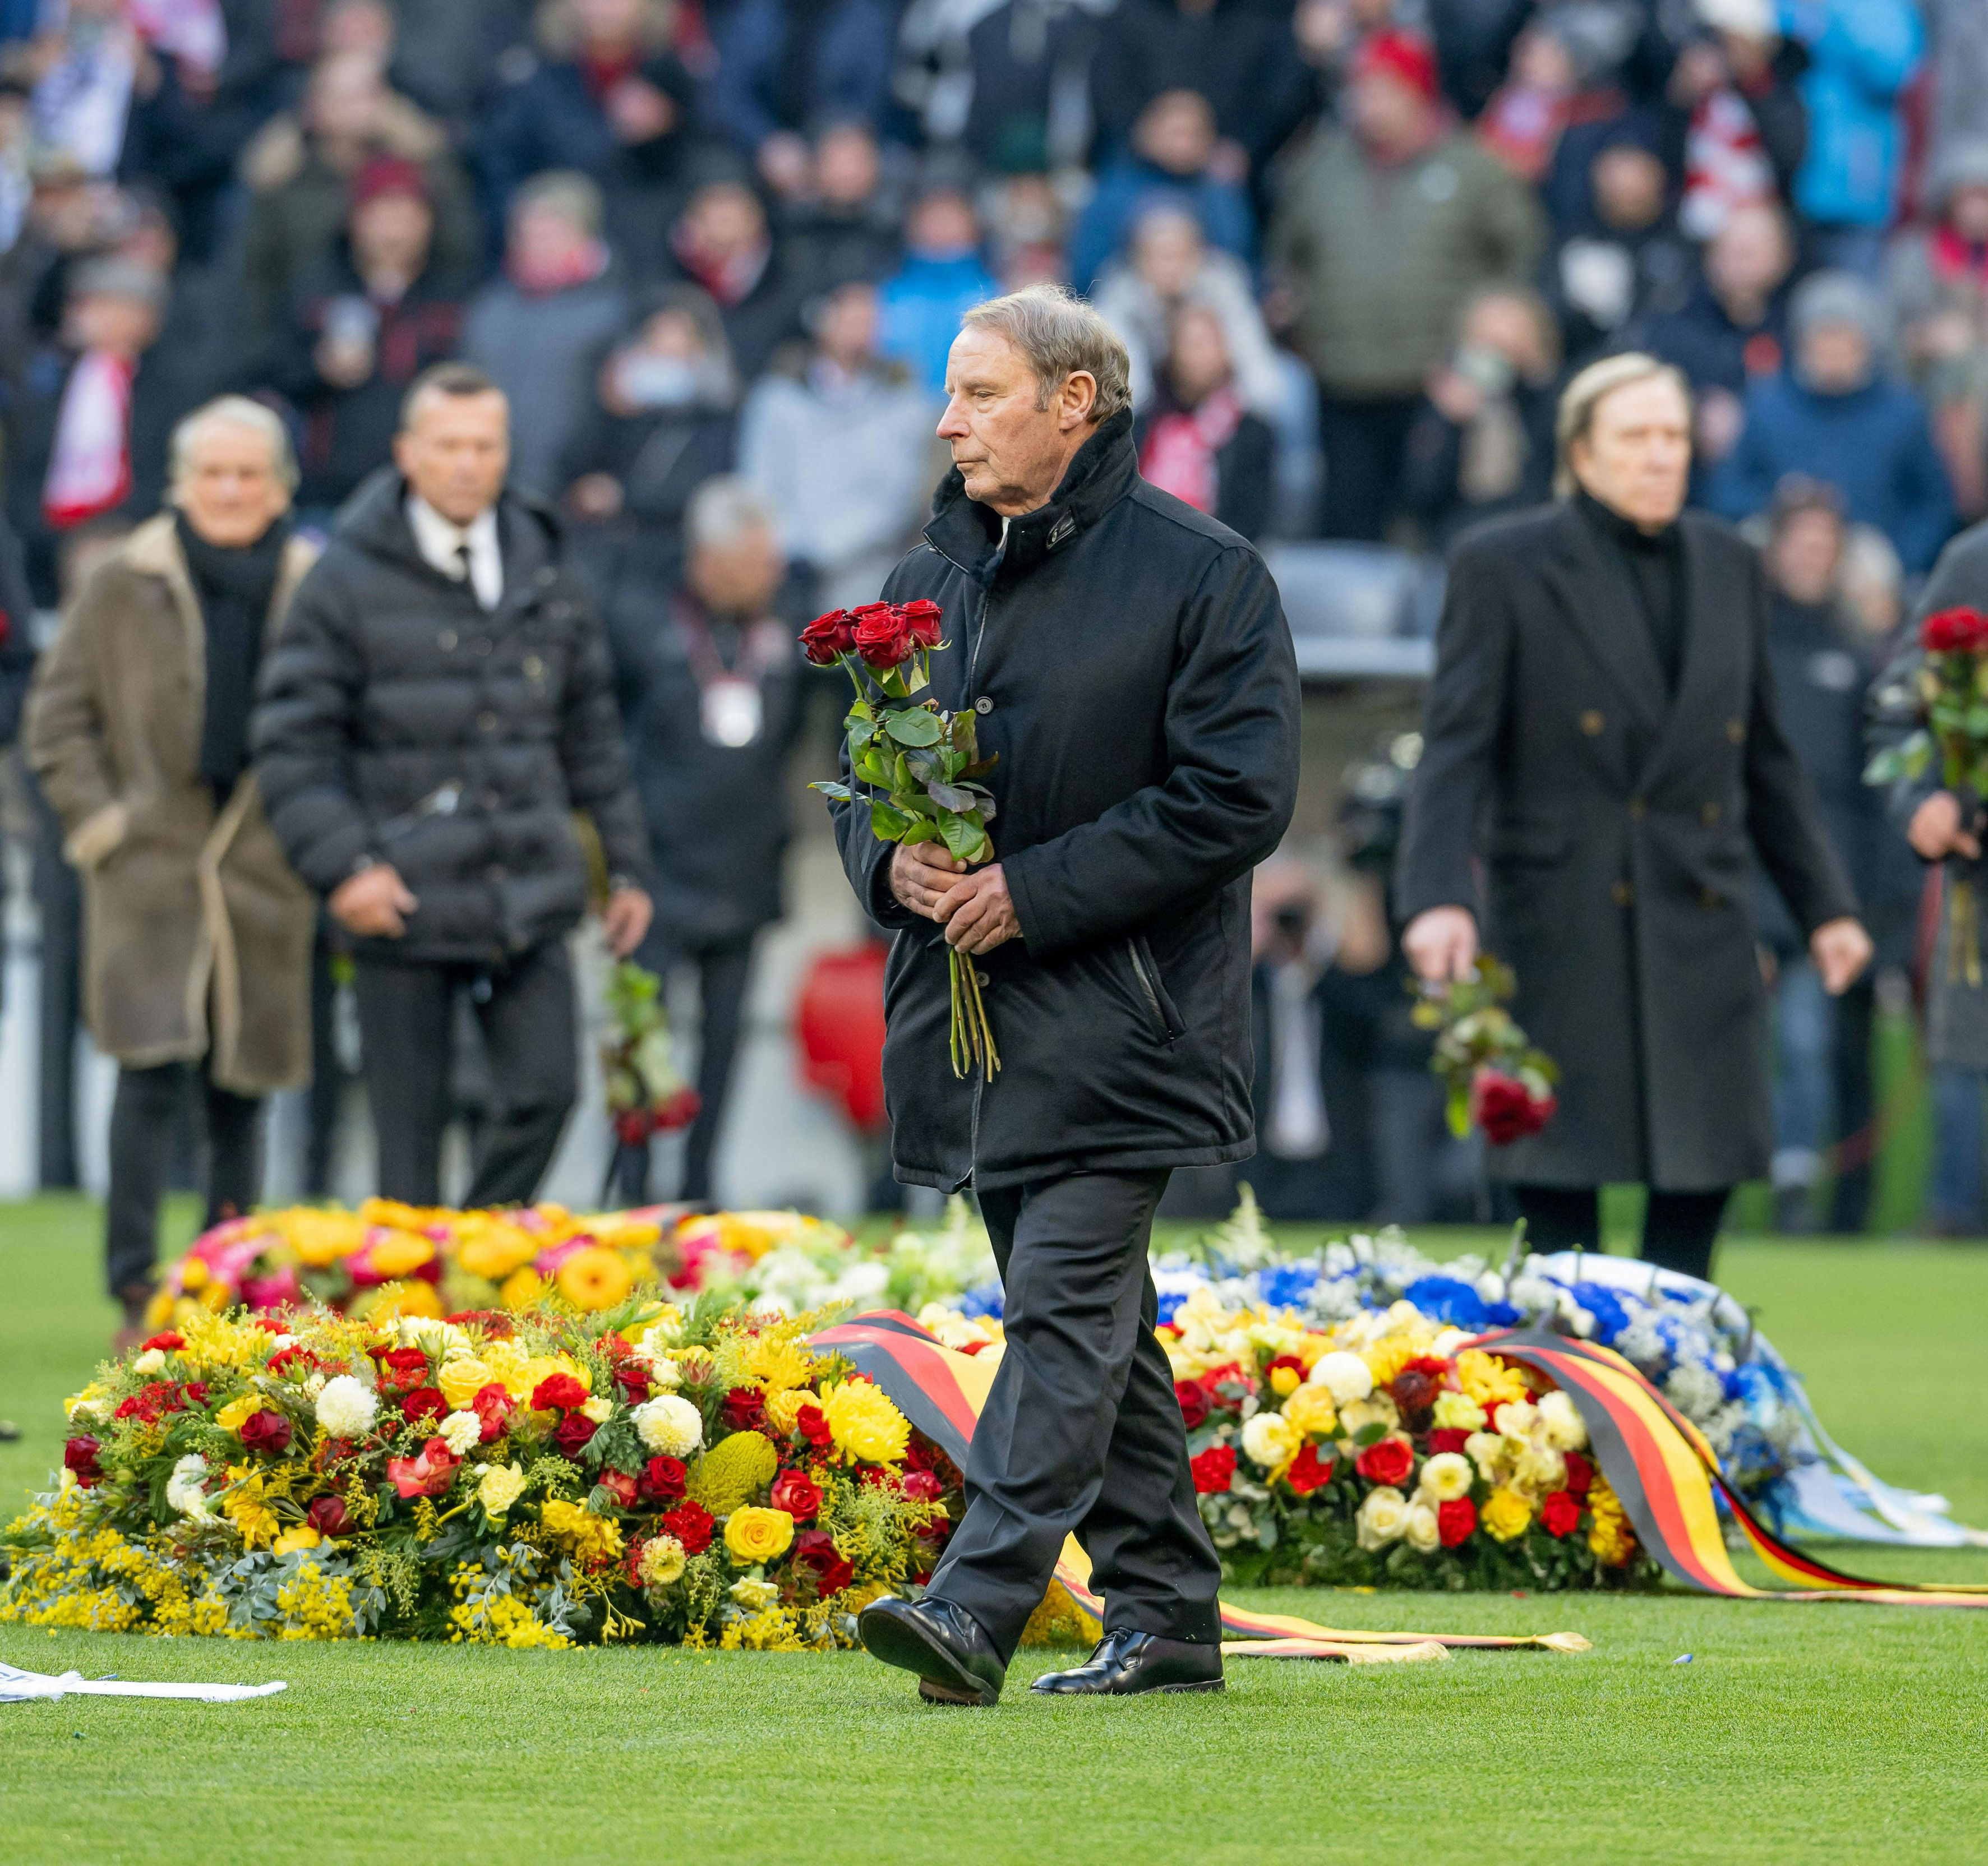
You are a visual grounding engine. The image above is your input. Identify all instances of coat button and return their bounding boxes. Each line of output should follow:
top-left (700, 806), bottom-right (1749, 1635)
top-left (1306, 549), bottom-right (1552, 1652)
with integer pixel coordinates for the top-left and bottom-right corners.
top-left (1702, 801), bottom-right (1721, 826)
top-left (975, 970), bottom-right (990, 987)
top-left (1580, 710), bottom-right (1605, 735)
top-left (974, 696), bottom-right (993, 715)
top-left (1611, 880), bottom-right (1634, 906)
top-left (1629, 797), bottom-right (1646, 820)
top-left (438, 628), bottom-right (456, 651)
top-left (478, 711), bottom-right (497, 732)
top-left (1726, 718), bottom-right (1745, 745)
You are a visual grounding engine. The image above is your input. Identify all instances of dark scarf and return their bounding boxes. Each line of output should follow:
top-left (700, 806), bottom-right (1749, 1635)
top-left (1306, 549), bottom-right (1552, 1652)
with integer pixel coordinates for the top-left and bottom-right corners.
top-left (177, 510), bottom-right (289, 796)
top-left (1576, 486), bottom-right (1685, 695)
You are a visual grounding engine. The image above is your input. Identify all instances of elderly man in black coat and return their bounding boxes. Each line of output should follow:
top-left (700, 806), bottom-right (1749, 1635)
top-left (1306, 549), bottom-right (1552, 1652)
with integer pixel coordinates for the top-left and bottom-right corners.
top-left (1397, 352), bottom-right (1871, 1279)
top-left (847, 285), bottom-right (1300, 1705)
top-left (253, 363), bottom-right (654, 1208)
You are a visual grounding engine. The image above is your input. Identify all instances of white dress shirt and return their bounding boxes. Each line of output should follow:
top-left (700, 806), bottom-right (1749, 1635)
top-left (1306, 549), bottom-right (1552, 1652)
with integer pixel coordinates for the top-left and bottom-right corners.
top-left (405, 494), bottom-right (502, 611)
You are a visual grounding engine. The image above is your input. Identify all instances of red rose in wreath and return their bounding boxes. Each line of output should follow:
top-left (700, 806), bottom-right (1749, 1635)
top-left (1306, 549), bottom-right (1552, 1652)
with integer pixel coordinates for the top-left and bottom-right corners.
top-left (1354, 1435), bottom-right (1414, 1488)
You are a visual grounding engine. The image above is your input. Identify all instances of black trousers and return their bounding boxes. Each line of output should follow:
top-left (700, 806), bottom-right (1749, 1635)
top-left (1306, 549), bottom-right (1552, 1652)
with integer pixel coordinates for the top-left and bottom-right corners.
top-left (353, 941), bottom-right (577, 1208)
top-left (1512, 1183), bottom-right (1731, 1284)
top-left (928, 1168), bottom-right (1224, 1662)
top-left (1317, 391), bottom-right (1423, 541)
top-left (611, 930), bottom-right (755, 1206)
top-left (106, 1056), bottom-right (260, 1299)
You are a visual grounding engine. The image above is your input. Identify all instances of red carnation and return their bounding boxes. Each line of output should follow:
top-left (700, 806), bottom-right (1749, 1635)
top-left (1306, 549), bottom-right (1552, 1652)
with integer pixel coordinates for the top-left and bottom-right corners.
top-left (1174, 1379), bottom-right (1211, 1429)
top-left (1921, 607), bottom-right (1988, 654)
top-left (1563, 1451), bottom-right (1594, 1498)
top-left (373, 1346), bottom-right (430, 1394)
top-left (63, 1435), bottom-right (102, 1487)
top-left (852, 603), bottom-right (914, 669)
top-left (640, 1455), bottom-right (688, 1502)
top-left (239, 1409), bottom-right (294, 1456)
top-left (799, 608), bottom-right (856, 665)
top-left (1355, 1437), bottom-right (1415, 1488)
top-left (659, 1499), bottom-right (714, 1555)
top-left (769, 1467), bottom-right (822, 1520)
top-left (794, 1402), bottom-right (832, 1450)
top-left (267, 1345), bottom-right (319, 1377)
top-left (1471, 1069), bottom-right (1557, 1146)
top-left (472, 1382), bottom-right (514, 1444)
top-left (898, 598), bottom-right (944, 648)
top-left (721, 1385), bottom-right (766, 1431)
top-left (1541, 1489), bottom-right (1581, 1538)
top-left (306, 1495), bottom-right (351, 1536)
top-left (1428, 1428), bottom-right (1472, 1455)
top-left (142, 1332), bottom-right (184, 1353)
top-left (531, 1372), bottom-right (588, 1412)
top-left (552, 1411), bottom-right (598, 1457)
top-left (597, 1467), bottom-right (640, 1508)
top-left (1437, 1498), bottom-right (1477, 1548)
top-left (1284, 1442), bottom-right (1335, 1495)
top-left (400, 1387), bottom-right (446, 1426)
top-left (386, 1437), bottom-right (458, 1499)
top-left (1189, 1443), bottom-right (1236, 1494)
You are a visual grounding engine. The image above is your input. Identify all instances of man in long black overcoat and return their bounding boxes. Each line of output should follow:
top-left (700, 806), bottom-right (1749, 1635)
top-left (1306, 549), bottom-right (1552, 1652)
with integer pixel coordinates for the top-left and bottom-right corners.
top-left (843, 285), bottom-right (1300, 1704)
top-left (1396, 353), bottom-right (1870, 1278)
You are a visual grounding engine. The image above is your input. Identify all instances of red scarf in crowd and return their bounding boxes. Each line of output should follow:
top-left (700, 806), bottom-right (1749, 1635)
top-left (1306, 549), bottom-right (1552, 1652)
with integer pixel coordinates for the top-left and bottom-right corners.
top-left (1931, 225), bottom-right (1988, 295)
top-left (1138, 386), bottom-right (1244, 517)
top-left (43, 349), bottom-right (135, 530)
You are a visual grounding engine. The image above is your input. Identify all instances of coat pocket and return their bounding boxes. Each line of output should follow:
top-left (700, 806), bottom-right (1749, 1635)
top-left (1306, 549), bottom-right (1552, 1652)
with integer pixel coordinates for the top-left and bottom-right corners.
top-left (1126, 933), bottom-right (1187, 1043)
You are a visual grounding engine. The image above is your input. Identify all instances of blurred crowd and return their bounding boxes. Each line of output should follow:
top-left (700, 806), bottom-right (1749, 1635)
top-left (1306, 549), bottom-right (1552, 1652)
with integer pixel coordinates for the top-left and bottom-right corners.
top-left (0, 0), bottom-right (1985, 1239)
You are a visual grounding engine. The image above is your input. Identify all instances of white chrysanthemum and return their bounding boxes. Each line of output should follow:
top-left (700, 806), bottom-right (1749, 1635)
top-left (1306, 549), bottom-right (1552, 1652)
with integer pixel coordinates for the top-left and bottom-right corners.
top-left (132, 1348), bottom-right (166, 1376)
top-left (1240, 1410), bottom-right (1300, 1470)
top-left (1308, 1350), bottom-right (1373, 1403)
top-left (1355, 1485), bottom-right (1409, 1550)
top-left (1536, 1389), bottom-right (1589, 1452)
top-left (438, 1410), bottom-right (483, 1456)
top-left (166, 1453), bottom-right (213, 1519)
top-left (315, 1374), bottom-right (380, 1438)
top-left (1404, 1501), bottom-right (1441, 1554)
top-left (631, 1393), bottom-right (703, 1456)
top-left (1418, 1451), bottom-right (1474, 1502)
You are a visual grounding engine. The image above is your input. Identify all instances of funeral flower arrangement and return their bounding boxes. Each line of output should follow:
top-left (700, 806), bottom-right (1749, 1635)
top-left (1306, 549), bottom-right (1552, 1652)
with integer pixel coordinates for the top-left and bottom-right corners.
top-left (2, 1300), bottom-right (960, 1648)
top-left (1412, 955), bottom-right (1558, 1145)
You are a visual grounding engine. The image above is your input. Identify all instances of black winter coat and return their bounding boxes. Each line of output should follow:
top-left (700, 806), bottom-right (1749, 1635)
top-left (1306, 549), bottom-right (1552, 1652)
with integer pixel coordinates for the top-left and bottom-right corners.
top-left (1396, 498), bottom-right (1858, 1191)
top-left (252, 471), bottom-right (651, 967)
top-left (836, 413), bottom-right (1302, 1191)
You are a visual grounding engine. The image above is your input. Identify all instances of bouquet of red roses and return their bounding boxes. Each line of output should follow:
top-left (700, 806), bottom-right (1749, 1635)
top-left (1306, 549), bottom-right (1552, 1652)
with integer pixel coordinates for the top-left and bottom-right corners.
top-left (601, 961), bottom-right (700, 1147)
top-left (802, 599), bottom-right (1002, 1079)
top-left (1410, 955), bottom-right (1558, 1146)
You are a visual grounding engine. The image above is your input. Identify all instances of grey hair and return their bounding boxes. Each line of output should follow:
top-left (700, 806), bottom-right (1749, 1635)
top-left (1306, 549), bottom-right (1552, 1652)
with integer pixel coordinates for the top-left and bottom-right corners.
top-left (686, 475), bottom-right (778, 553)
top-left (170, 396), bottom-right (298, 492)
top-left (960, 283), bottom-right (1133, 423)
top-left (511, 168), bottom-right (605, 238)
top-left (1552, 351), bottom-right (1690, 497)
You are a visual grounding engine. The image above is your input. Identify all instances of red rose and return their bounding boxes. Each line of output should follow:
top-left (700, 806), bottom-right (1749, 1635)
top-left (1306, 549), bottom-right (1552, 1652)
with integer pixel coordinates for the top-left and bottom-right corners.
top-left (267, 1345), bottom-right (319, 1377)
top-left (640, 1455), bottom-right (687, 1502)
top-left (373, 1346), bottom-right (430, 1394)
top-left (1284, 1442), bottom-right (1334, 1495)
top-left (400, 1387), bottom-right (446, 1426)
top-left (1189, 1444), bottom-right (1236, 1494)
top-left (898, 598), bottom-right (943, 648)
top-left (613, 1362), bottom-right (649, 1404)
top-left (306, 1495), bottom-right (350, 1536)
top-left (1437, 1498), bottom-right (1477, 1548)
top-left (656, 1086), bottom-right (702, 1131)
top-left (239, 1409), bottom-right (294, 1456)
top-left (614, 1107), bottom-right (654, 1147)
top-left (531, 1372), bottom-right (588, 1412)
top-left (721, 1385), bottom-right (766, 1431)
top-left (792, 1527), bottom-right (855, 1595)
top-left (1921, 606), bottom-right (1988, 653)
top-left (900, 1468), bottom-right (942, 1503)
top-left (852, 603), bottom-right (914, 669)
top-left (142, 1332), bottom-right (184, 1352)
top-left (63, 1435), bottom-right (102, 1486)
top-left (1563, 1451), bottom-right (1594, 1498)
top-left (1471, 1069), bottom-right (1556, 1146)
top-left (659, 1499), bottom-right (714, 1555)
top-left (1428, 1428), bottom-right (1471, 1455)
top-left (794, 1402), bottom-right (832, 1449)
top-left (471, 1382), bottom-right (514, 1444)
top-left (1540, 1489), bottom-right (1581, 1538)
top-left (1355, 1437), bottom-right (1414, 1488)
top-left (553, 1411), bottom-right (598, 1457)
top-left (800, 608), bottom-right (857, 665)
top-left (597, 1467), bottom-right (640, 1508)
top-left (1174, 1379), bottom-right (1211, 1429)
top-left (386, 1437), bottom-right (458, 1498)
top-left (769, 1468), bottom-right (822, 1520)
top-left (1266, 1354), bottom-right (1307, 1385)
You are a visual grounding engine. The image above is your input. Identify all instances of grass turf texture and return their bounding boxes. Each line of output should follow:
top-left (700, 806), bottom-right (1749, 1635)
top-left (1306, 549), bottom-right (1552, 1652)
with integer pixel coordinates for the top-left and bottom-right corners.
top-left (3, 1196), bottom-right (1987, 1865)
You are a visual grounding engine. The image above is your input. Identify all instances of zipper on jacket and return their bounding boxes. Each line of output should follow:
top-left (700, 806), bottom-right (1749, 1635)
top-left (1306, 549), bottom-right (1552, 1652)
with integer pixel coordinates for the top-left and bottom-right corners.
top-left (376, 782), bottom-right (463, 842)
top-left (1127, 937), bottom-right (1171, 1041)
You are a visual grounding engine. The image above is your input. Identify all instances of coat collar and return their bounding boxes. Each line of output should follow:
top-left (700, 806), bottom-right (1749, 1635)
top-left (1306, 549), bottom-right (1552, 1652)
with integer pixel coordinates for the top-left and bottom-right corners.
top-left (922, 410), bottom-right (1138, 587)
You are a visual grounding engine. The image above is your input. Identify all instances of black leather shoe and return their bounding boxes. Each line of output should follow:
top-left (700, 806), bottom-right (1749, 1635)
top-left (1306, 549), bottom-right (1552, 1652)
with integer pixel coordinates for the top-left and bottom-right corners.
top-left (1030, 1628), bottom-right (1225, 1696)
top-left (858, 1595), bottom-right (1007, 1706)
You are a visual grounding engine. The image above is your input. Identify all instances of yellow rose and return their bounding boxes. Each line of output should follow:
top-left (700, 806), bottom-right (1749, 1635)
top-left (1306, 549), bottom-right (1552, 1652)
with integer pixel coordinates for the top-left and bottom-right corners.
top-left (1431, 1390), bottom-right (1487, 1433)
top-left (1404, 1502), bottom-right (1441, 1554)
top-left (1481, 1484), bottom-right (1534, 1542)
top-left (454, 1218), bottom-right (542, 1282)
top-left (214, 1391), bottom-right (262, 1434)
top-left (438, 1358), bottom-right (494, 1411)
top-left (580, 1396), bottom-right (613, 1424)
top-left (478, 1462), bottom-right (527, 1519)
top-left (1464, 1430), bottom-right (1507, 1483)
top-left (1417, 1451), bottom-right (1474, 1502)
top-left (723, 1506), bottom-right (796, 1566)
top-left (1240, 1410), bottom-right (1300, 1470)
top-left (539, 1498), bottom-right (623, 1564)
top-left (272, 1525), bottom-right (322, 1555)
top-left (1268, 1363), bottom-right (1302, 1398)
top-left (1279, 1385), bottom-right (1339, 1439)
top-left (1355, 1485), bottom-right (1410, 1550)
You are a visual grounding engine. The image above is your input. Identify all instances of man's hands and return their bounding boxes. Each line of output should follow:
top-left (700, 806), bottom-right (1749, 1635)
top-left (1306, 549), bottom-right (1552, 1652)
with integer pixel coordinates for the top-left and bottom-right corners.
top-left (601, 886), bottom-right (654, 959)
top-left (1403, 906), bottom-right (1479, 983)
top-left (1810, 917), bottom-right (1873, 996)
top-left (330, 862), bottom-right (417, 939)
top-left (1909, 789), bottom-right (1982, 861)
top-left (888, 842), bottom-right (1022, 955)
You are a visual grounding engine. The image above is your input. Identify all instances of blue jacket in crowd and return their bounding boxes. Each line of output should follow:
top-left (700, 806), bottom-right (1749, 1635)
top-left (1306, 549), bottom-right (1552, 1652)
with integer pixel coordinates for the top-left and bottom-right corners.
top-left (1708, 371), bottom-right (1957, 573)
top-left (878, 251), bottom-right (1001, 394)
top-left (1067, 161), bottom-right (1254, 297)
top-left (708, 0), bottom-right (895, 154)
top-left (1783, 0), bottom-right (1924, 229)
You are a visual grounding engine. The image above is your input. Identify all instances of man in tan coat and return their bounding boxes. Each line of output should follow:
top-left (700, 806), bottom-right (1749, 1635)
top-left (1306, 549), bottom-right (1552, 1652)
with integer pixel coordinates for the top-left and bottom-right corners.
top-left (27, 398), bottom-right (320, 1345)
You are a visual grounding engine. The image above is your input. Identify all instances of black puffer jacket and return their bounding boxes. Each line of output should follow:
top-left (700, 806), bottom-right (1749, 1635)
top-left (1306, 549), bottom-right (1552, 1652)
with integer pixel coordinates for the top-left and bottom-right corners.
top-left (836, 412), bottom-right (1300, 1191)
top-left (252, 470), bottom-right (652, 966)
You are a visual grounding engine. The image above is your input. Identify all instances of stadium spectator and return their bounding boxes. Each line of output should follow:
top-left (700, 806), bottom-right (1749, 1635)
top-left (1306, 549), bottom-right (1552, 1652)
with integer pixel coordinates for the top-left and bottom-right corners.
top-left (739, 278), bottom-right (939, 612)
top-left (877, 181), bottom-right (998, 394)
top-left (1133, 299), bottom-right (1275, 539)
top-left (1923, 0), bottom-right (1988, 186)
top-left (238, 47), bottom-right (478, 357)
top-left (25, 398), bottom-right (318, 1348)
top-left (778, 120), bottom-right (903, 298)
top-left (1710, 269), bottom-right (1955, 574)
top-left (1067, 87), bottom-right (1253, 295)
top-left (604, 477), bottom-right (807, 1206)
top-left (1662, 2), bottom-right (1809, 243)
top-left (664, 177), bottom-right (809, 378)
top-left (462, 171), bottom-right (629, 501)
top-left (1478, 11), bottom-right (1627, 190)
top-left (266, 155), bottom-right (467, 514)
top-left (1269, 29), bottom-right (1546, 539)
top-left (252, 363), bottom-right (654, 1209)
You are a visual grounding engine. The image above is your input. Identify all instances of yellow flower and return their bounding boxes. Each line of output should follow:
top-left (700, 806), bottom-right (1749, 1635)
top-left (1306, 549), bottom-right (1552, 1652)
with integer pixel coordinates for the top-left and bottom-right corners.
top-left (1431, 1389), bottom-right (1487, 1433)
top-left (214, 1391), bottom-right (262, 1434)
top-left (555, 1245), bottom-right (636, 1311)
top-left (368, 1279), bottom-right (445, 1320)
top-left (821, 1380), bottom-right (910, 1465)
top-left (635, 1535), bottom-right (687, 1587)
top-left (1279, 1384), bottom-right (1339, 1439)
top-left (272, 1525), bottom-right (322, 1555)
top-left (1587, 1478), bottom-right (1634, 1567)
top-left (1362, 1332), bottom-right (1437, 1387)
top-left (180, 1258), bottom-right (210, 1292)
top-left (723, 1505), bottom-right (796, 1566)
top-left (1457, 1349), bottom-right (1530, 1409)
top-left (1240, 1410), bottom-right (1300, 1471)
top-left (286, 1209), bottom-right (367, 1267)
top-left (762, 1387), bottom-right (814, 1438)
top-left (478, 1462), bottom-right (527, 1519)
top-left (1268, 1362), bottom-right (1302, 1397)
top-left (222, 1474), bottom-right (279, 1549)
top-left (367, 1231), bottom-right (436, 1280)
top-left (1511, 1443), bottom-right (1568, 1499)
top-left (1481, 1484), bottom-right (1534, 1542)
top-left (688, 1430), bottom-right (779, 1515)
top-left (580, 1396), bottom-right (613, 1424)
top-left (454, 1218), bottom-right (542, 1282)
top-left (499, 1267), bottom-right (545, 1311)
top-left (745, 1333), bottom-right (818, 1393)
top-left (538, 1499), bottom-right (624, 1565)
top-left (1338, 1393), bottom-right (1400, 1439)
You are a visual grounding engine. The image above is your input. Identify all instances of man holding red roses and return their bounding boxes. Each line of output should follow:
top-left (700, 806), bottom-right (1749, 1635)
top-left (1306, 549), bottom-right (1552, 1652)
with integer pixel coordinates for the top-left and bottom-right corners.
top-left (842, 285), bottom-right (1299, 1707)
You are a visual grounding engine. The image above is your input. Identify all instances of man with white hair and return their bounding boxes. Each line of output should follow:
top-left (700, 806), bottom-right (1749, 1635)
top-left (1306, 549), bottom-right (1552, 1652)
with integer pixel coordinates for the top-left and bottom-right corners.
top-left (26, 397), bottom-right (320, 1347)
top-left (847, 283), bottom-right (1300, 1703)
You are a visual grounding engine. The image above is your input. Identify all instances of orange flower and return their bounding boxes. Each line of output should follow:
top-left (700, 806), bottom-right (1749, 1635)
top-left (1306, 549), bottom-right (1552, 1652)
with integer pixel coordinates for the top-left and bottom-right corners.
top-left (556, 1246), bottom-right (636, 1311)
